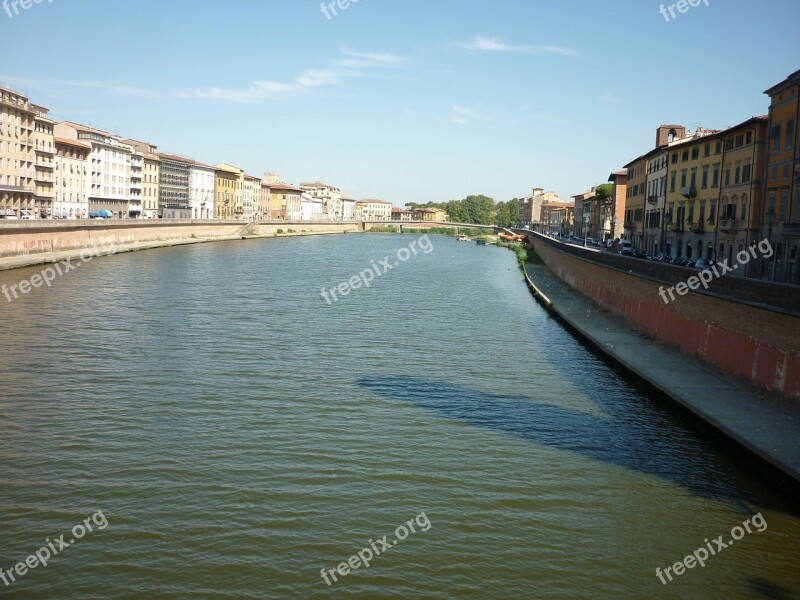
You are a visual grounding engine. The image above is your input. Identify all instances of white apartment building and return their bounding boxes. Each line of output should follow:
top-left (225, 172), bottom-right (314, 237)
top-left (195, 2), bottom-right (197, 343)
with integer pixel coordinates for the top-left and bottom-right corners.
top-left (243, 174), bottom-right (261, 220)
top-left (191, 163), bottom-right (216, 219)
top-left (300, 181), bottom-right (342, 220)
top-left (55, 121), bottom-right (132, 217)
top-left (355, 199), bottom-right (392, 220)
top-left (300, 193), bottom-right (323, 221)
top-left (129, 151), bottom-right (143, 218)
top-left (52, 137), bottom-right (90, 218)
top-left (341, 196), bottom-right (356, 221)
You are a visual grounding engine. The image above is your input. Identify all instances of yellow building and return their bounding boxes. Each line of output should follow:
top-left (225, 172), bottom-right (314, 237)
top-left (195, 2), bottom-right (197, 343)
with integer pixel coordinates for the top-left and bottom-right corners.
top-left (763, 69), bottom-right (800, 283)
top-left (717, 116), bottom-right (768, 275)
top-left (0, 86), bottom-right (36, 218)
top-left (269, 183), bottom-right (303, 220)
top-left (32, 104), bottom-right (55, 218)
top-left (664, 128), bottom-right (722, 261)
top-left (413, 207), bottom-right (448, 221)
top-left (53, 137), bottom-right (90, 218)
top-left (356, 199), bottom-right (393, 220)
top-left (215, 164), bottom-right (244, 219)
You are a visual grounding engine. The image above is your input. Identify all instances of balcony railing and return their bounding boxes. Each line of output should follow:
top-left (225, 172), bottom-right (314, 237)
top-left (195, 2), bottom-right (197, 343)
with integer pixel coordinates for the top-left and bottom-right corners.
top-left (680, 186), bottom-right (697, 198)
top-left (647, 195), bottom-right (658, 205)
top-left (783, 222), bottom-right (800, 237)
top-left (690, 222), bottom-right (705, 233)
top-left (671, 222), bottom-right (685, 232)
top-left (718, 218), bottom-right (741, 231)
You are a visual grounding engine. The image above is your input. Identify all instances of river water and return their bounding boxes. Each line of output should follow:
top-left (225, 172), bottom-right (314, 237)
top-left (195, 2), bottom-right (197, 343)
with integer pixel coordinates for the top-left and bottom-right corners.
top-left (0, 233), bottom-right (798, 599)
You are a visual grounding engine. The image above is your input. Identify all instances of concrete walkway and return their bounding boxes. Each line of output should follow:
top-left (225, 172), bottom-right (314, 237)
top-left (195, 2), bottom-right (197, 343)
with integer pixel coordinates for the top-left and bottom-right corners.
top-left (524, 263), bottom-right (800, 484)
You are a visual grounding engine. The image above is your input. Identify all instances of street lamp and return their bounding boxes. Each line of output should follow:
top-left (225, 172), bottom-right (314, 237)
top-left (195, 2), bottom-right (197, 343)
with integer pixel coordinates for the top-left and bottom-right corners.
top-left (767, 208), bottom-right (776, 280)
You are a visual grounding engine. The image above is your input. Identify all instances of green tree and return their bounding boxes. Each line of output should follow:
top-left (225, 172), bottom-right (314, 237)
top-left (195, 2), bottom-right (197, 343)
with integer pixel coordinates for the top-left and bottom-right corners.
top-left (595, 183), bottom-right (614, 205)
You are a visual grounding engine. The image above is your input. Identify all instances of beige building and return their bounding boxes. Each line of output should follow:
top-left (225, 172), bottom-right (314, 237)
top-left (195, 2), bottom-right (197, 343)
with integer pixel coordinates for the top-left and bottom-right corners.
top-left (413, 207), bottom-right (448, 222)
top-left (215, 164), bottom-right (244, 219)
top-left (32, 104), bottom-right (55, 218)
top-left (300, 182), bottom-right (342, 220)
top-left (357, 199), bottom-right (393, 220)
top-left (0, 86), bottom-right (36, 218)
top-left (53, 137), bottom-right (90, 218)
top-left (244, 174), bottom-right (261, 220)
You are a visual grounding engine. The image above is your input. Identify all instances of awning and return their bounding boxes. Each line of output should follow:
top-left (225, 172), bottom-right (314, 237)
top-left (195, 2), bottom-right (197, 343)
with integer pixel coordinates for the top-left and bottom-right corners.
top-left (3, 209), bottom-right (15, 216)
top-left (21, 209), bottom-right (31, 215)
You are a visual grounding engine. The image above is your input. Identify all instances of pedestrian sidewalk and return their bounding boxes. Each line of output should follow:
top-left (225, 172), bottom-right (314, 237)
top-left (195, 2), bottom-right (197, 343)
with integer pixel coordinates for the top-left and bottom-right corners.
top-left (524, 263), bottom-right (800, 484)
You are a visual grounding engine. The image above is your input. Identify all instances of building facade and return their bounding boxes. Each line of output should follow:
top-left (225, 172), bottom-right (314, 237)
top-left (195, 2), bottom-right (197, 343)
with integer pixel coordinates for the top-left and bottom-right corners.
top-left (300, 182), bottom-right (341, 220)
top-left (124, 139), bottom-right (160, 218)
top-left (32, 104), bottom-right (55, 218)
top-left (215, 164), bottom-right (244, 219)
top-left (413, 207), bottom-right (448, 221)
top-left (129, 151), bottom-right (143, 218)
top-left (55, 121), bottom-right (133, 217)
top-left (300, 193), bottom-right (324, 221)
top-left (392, 206), bottom-right (413, 220)
top-left (341, 196), bottom-right (356, 221)
top-left (243, 174), bottom-right (261, 220)
top-left (158, 154), bottom-right (192, 218)
top-left (763, 70), bottom-right (800, 283)
top-left (191, 162), bottom-right (216, 219)
top-left (717, 116), bottom-right (768, 277)
top-left (357, 199), bottom-right (393, 220)
top-left (270, 183), bottom-right (303, 220)
top-left (607, 170), bottom-right (627, 244)
top-left (623, 155), bottom-right (648, 250)
top-left (0, 87), bottom-right (36, 218)
top-left (52, 137), bottom-right (90, 218)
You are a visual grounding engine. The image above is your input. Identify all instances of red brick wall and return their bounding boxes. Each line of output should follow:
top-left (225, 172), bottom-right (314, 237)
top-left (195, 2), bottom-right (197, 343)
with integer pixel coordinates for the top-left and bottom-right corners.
top-left (533, 238), bottom-right (800, 401)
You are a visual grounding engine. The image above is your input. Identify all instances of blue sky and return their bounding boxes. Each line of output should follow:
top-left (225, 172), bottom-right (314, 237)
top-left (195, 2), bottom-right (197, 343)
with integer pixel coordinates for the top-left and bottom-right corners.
top-left (2, 0), bottom-right (799, 204)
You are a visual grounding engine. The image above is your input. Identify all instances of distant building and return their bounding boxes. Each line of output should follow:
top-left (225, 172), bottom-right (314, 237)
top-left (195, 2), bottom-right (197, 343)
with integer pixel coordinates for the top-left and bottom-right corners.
top-left (300, 182), bottom-right (341, 220)
top-left (158, 153), bottom-right (193, 218)
top-left (215, 164), bottom-right (244, 219)
top-left (55, 121), bottom-right (133, 217)
top-left (270, 182), bottom-right (303, 220)
top-left (32, 104), bottom-right (55, 218)
top-left (243, 174), bottom-right (261, 220)
top-left (762, 69), bottom-right (800, 283)
top-left (191, 162), bottom-right (216, 219)
top-left (519, 188), bottom-right (564, 227)
top-left (53, 137), bottom-right (90, 219)
top-left (540, 202), bottom-right (574, 235)
top-left (392, 206), bottom-right (413, 221)
top-left (413, 207), bottom-right (448, 221)
top-left (356, 199), bottom-right (393, 220)
top-left (341, 195), bottom-right (356, 221)
top-left (300, 193), bottom-right (323, 221)
top-left (607, 170), bottom-right (628, 243)
top-left (0, 87), bottom-right (36, 218)
top-left (124, 139), bottom-right (160, 218)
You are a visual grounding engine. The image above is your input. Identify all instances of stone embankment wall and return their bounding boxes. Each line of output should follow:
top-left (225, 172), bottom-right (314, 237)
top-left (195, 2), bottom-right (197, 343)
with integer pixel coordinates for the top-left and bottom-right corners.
top-left (529, 233), bottom-right (800, 400)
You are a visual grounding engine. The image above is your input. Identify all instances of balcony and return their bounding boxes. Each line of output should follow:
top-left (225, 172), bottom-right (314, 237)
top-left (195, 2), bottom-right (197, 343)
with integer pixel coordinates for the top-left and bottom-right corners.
top-left (783, 222), bottom-right (800, 237)
top-left (647, 195), bottom-right (658, 205)
top-left (0, 183), bottom-right (36, 193)
top-left (623, 221), bottom-right (634, 229)
top-left (718, 218), bottom-right (741, 232)
top-left (670, 222), bottom-right (685, 232)
top-left (690, 222), bottom-right (705, 233)
top-left (680, 186), bottom-right (697, 198)
top-left (35, 173), bottom-right (55, 183)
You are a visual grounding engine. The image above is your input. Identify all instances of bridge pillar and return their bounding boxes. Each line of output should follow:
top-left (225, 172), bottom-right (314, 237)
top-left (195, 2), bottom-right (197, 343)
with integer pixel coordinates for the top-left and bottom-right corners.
top-left (399, 224), bottom-right (403, 234)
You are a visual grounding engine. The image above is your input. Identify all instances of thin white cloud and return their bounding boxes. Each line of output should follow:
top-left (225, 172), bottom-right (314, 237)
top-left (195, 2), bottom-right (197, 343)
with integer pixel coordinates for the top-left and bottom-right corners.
top-left (457, 36), bottom-right (580, 57)
top-left (442, 104), bottom-right (518, 127)
top-left (2, 47), bottom-right (406, 104)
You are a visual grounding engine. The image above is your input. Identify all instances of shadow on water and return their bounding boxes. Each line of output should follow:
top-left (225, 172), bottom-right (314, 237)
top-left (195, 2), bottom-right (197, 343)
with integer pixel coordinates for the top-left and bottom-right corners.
top-left (746, 577), bottom-right (800, 600)
top-left (358, 374), bottom-right (799, 516)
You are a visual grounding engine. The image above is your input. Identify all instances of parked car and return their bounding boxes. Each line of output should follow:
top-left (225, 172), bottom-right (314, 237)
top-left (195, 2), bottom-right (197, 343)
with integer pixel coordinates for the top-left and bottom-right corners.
top-left (695, 258), bottom-right (714, 270)
top-left (0, 214), bottom-right (18, 220)
top-left (619, 240), bottom-right (633, 255)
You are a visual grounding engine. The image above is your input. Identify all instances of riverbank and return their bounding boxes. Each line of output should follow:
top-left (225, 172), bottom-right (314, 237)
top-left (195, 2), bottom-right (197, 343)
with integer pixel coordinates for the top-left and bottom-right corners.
top-left (522, 262), bottom-right (800, 485)
top-left (0, 221), bottom-right (360, 272)
top-left (0, 228), bottom-right (344, 271)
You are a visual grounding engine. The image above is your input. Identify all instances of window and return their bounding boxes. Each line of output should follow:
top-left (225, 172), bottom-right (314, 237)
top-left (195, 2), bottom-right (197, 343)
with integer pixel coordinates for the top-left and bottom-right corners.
top-left (746, 131), bottom-right (752, 144)
top-left (735, 134), bottom-right (744, 148)
top-left (742, 163), bottom-right (751, 183)
top-left (773, 124), bottom-right (782, 151)
top-left (715, 141), bottom-right (722, 155)
top-left (682, 150), bottom-right (689, 162)
top-left (780, 190), bottom-right (788, 223)
top-left (702, 165), bottom-right (709, 188)
top-left (735, 166), bottom-right (740, 184)
top-left (680, 169), bottom-right (687, 187)
top-left (704, 143), bottom-right (710, 157)
top-left (690, 168), bottom-right (697, 188)
top-left (788, 119), bottom-right (795, 150)
top-left (771, 166), bottom-right (778, 182)
top-left (670, 172), bottom-right (676, 192)
top-left (691, 147), bottom-right (699, 160)
top-left (784, 164), bottom-right (790, 180)
top-left (724, 168), bottom-right (730, 186)
top-left (671, 153), bottom-right (678, 164)
top-left (725, 138), bottom-right (734, 151)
